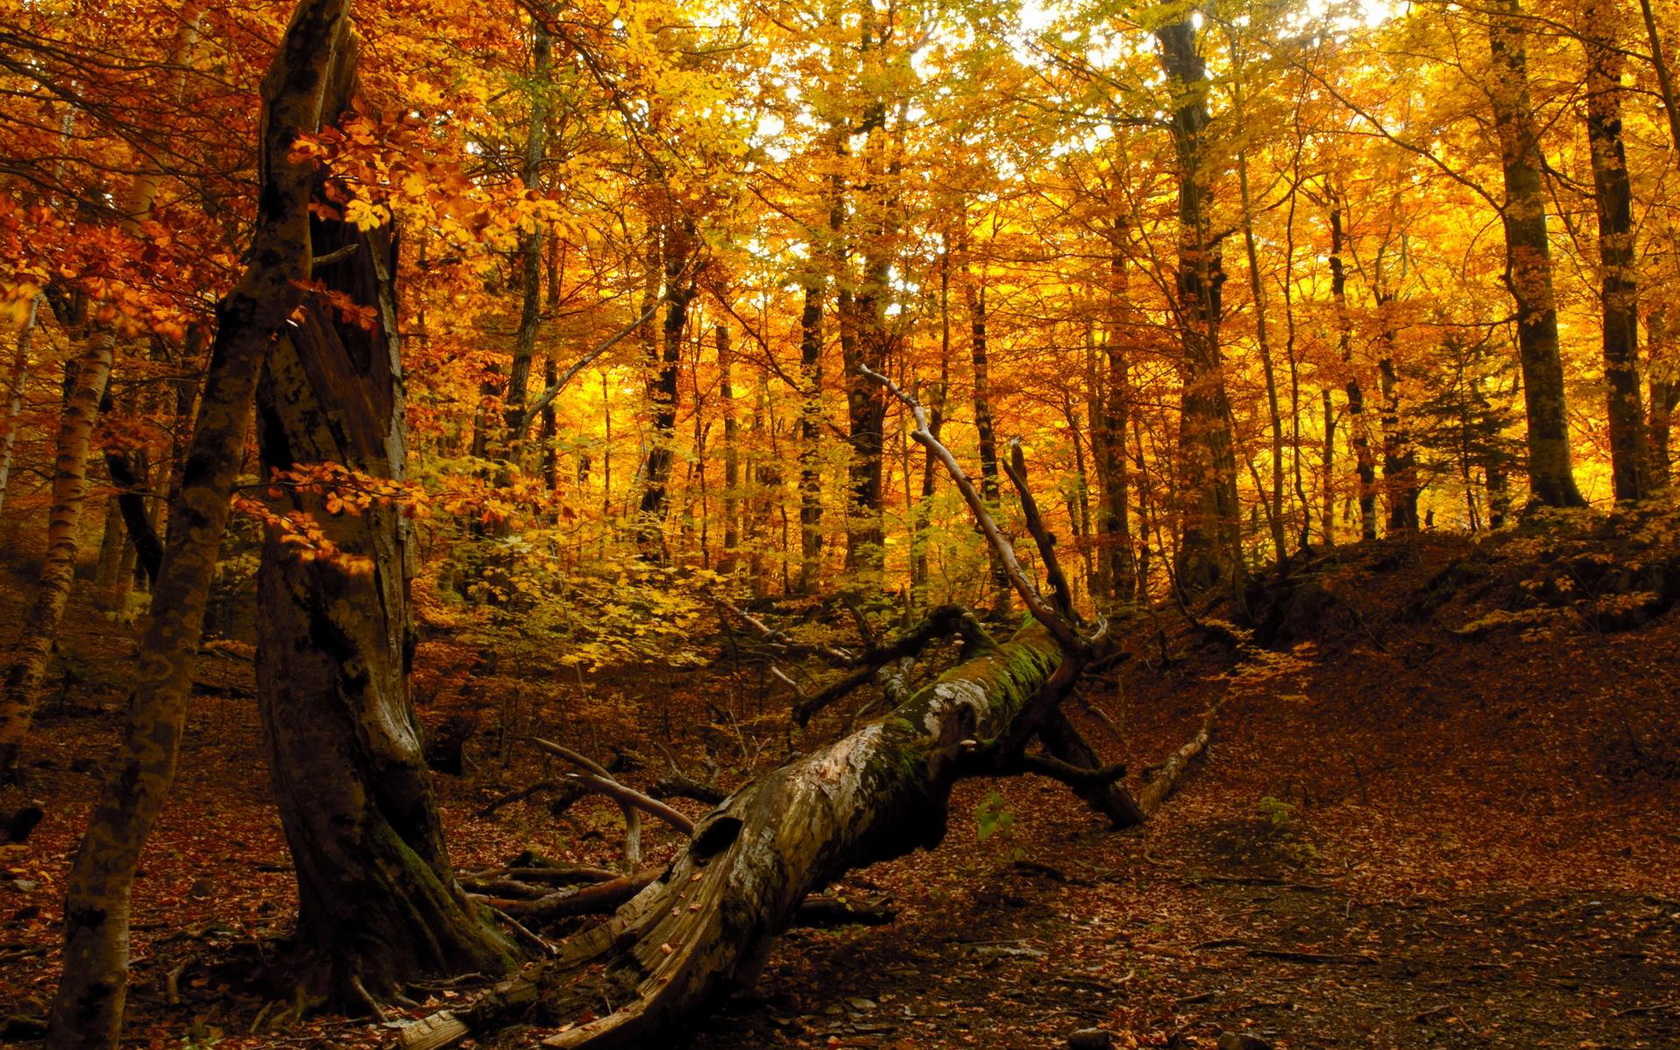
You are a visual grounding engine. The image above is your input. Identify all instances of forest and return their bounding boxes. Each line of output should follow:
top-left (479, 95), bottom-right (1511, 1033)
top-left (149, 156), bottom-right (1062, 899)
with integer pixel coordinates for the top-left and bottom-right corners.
top-left (1, 0), bottom-right (1678, 1046)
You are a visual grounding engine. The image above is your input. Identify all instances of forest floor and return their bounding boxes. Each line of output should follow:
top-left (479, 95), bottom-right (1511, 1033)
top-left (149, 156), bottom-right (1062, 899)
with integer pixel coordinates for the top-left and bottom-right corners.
top-left (3, 509), bottom-right (1680, 1049)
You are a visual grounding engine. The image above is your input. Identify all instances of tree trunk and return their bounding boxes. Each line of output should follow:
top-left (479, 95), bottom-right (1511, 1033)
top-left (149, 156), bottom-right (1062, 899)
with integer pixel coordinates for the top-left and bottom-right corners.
top-left (910, 251), bottom-right (950, 601)
top-left (718, 324), bottom-right (739, 571)
top-left (1156, 20), bottom-right (1244, 600)
top-left (1487, 0), bottom-right (1586, 508)
top-left (963, 257), bottom-right (1009, 615)
top-left (48, 3), bottom-right (360, 1046)
top-left (0, 294), bottom-right (40, 519)
top-left (502, 22), bottom-right (552, 455)
top-left (636, 220), bottom-right (694, 556)
top-left (404, 621), bottom-right (1073, 1050)
top-left (0, 327), bottom-right (113, 779)
top-left (1237, 150), bottom-right (1288, 566)
top-left (1374, 297), bottom-right (1420, 532)
top-left (254, 214), bottom-right (512, 997)
top-left (1327, 201), bottom-right (1377, 541)
top-left (797, 279), bottom-right (825, 592)
top-left (1650, 311), bottom-right (1678, 485)
top-left (1581, 3), bottom-right (1650, 501)
top-left (1096, 224), bottom-right (1138, 605)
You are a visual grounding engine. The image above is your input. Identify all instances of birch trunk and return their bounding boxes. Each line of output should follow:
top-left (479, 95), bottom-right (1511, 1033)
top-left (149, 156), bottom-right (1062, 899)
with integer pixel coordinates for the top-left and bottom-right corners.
top-left (0, 327), bottom-right (113, 779)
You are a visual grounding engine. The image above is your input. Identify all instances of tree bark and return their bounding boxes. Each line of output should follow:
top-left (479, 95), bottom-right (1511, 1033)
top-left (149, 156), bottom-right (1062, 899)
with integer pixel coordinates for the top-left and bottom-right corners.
top-left (1581, 3), bottom-right (1650, 501)
top-left (1327, 200), bottom-right (1377, 541)
top-left (0, 294), bottom-right (40, 519)
top-left (1236, 150), bottom-right (1288, 565)
top-left (718, 324), bottom-right (739, 570)
top-left (254, 214), bottom-right (512, 996)
top-left (1487, 0), bottom-right (1586, 508)
top-left (48, 3), bottom-right (360, 1046)
top-left (963, 253), bottom-right (1009, 615)
top-left (404, 621), bottom-right (1071, 1050)
top-left (1096, 223), bottom-right (1138, 604)
top-left (0, 327), bottom-right (113, 779)
top-left (503, 22), bottom-right (552, 454)
top-left (1650, 311), bottom-right (1678, 484)
top-left (1156, 20), bottom-right (1244, 600)
top-left (636, 220), bottom-right (694, 556)
top-left (797, 278), bottom-right (825, 592)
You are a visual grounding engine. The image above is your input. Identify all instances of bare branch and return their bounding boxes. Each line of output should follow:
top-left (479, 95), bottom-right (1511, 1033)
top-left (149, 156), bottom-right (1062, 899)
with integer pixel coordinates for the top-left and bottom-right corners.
top-left (1002, 438), bottom-right (1076, 623)
top-left (859, 364), bottom-right (1083, 653)
top-left (530, 738), bottom-right (697, 836)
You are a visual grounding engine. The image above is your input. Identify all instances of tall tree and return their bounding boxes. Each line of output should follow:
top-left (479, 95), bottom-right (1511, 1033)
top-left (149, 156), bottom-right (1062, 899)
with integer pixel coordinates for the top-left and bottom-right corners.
top-left (1580, 0), bottom-right (1650, 500)
top-left (254, 210), bottom-right (510, 1003)
top-left (1155, 18), bottom-right (1245, 598)
top-left (0, 326), bottom-right (112, 778)
top-left (49, 2), bottom-right (364, 1045)
top-left (1486, 0), bottom-right (1586, 508)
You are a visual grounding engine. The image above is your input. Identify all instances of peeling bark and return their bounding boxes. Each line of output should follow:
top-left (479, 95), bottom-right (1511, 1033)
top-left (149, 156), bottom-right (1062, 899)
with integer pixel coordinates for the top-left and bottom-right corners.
top-left (402, 622), bottom-right (1068, 1050)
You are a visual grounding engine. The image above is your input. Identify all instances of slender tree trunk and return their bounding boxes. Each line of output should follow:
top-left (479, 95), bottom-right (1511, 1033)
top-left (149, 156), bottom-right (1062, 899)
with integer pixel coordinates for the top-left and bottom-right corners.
top-left (963, 256), bottom-right (1009, 615)
top-left (1582, 4), bottom-right (1649, 500)
top-left (1638, 0), bottom-right (1680, 157)
top-left (1327, 201), bottom-right (1377, 541)
top-left (1488, 0), bottom-right (1586, 507)
top-left (1096, 226), bottom-right (1139, 604)
top-left (797, 279), bottom-right (824, 592)
top-left (1237, 150), bottom-right (1287, 566)
top-left (637, 221), bottom-right (694, 555)
top-left (910, 252), bottom-right (950, 601)
top-left (718, 324), bottom-right (739, 571)
top-left (1375, 297), bottom-right (1420, 531)
top-left (1320, 387), bottom-right (1336, 545)
top-left (1650, 311), bottom-right (1678, 484)
top-left (0, 295), bottom-right (40, 519)
top-left (1156, 20), bottom-right (1244, 599)
top-left (255, 217), bottom-right (511, 999)
top-left (502, 23), bottom-right (551, 454)
top-left (0, 327), bottom-right (113, 778)
top-left (48, 4), bottom-right (362, 1045)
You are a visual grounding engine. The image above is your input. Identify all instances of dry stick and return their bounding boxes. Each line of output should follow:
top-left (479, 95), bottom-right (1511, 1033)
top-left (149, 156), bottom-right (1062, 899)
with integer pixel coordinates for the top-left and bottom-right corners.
top-left (529, 738), bottom-right (696, 836)
top-left (1002, 438), bottom-right (1076, 623)
top-left (859, 365), bottom-right (1082, 654)
top-left (1136, 697), bottom-right (1225, 817)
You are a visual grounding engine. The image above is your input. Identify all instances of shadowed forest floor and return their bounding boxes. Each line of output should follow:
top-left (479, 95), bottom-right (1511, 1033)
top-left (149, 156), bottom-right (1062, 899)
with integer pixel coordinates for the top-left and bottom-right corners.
top-left (2, 525), bottom-right (1678, 1049)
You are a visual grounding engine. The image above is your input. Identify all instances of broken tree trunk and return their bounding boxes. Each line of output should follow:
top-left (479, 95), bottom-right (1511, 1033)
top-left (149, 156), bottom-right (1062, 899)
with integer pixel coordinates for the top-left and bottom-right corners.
top-left (402, 620), bottom-right (1064, 1050)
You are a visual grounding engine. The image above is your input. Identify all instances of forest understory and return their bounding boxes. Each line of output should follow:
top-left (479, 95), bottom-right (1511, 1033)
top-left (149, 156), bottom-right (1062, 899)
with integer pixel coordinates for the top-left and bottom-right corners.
top-left (2, 514), bottom-right (1677, 1050)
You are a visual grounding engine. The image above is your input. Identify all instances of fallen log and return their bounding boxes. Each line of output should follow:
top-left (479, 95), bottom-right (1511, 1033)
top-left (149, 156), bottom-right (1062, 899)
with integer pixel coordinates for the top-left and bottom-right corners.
top-left (1136, 698), bottom-right (1224, 817)
top-left (400, 620), bottom-right (1064, 1050)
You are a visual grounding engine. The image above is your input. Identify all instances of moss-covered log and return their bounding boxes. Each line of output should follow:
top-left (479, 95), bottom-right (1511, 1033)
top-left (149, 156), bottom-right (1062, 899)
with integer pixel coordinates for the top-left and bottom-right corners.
top-left (402, 622), bottom-right (1064, 1050)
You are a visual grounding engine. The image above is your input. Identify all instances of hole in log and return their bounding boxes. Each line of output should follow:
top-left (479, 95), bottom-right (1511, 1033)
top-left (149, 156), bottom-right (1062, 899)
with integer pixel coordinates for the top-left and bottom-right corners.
top-left (691, 815), bottom-right (744, 861)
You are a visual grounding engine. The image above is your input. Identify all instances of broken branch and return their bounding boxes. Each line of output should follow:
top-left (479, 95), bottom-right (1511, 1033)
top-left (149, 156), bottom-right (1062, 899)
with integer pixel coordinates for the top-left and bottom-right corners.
top-left (860, 364), bottom-right (1082, 654)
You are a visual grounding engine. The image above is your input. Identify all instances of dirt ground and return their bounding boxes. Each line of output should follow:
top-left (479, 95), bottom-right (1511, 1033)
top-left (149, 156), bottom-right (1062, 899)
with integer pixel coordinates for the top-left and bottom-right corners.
top-left (2, 529), bottom-right (1679, 1049)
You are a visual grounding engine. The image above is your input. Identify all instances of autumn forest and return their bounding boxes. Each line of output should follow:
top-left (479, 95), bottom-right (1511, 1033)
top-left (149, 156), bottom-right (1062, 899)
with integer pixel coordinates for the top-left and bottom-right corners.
top-left (1, 0), bottom-right (1679, 1046)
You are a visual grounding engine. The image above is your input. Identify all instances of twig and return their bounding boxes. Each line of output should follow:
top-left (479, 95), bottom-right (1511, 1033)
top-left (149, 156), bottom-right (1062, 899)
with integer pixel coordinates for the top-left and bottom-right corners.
top-left (709, 595), bottom-right (853, 665)
top-left (563, 772), bottom-right (696, 836)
